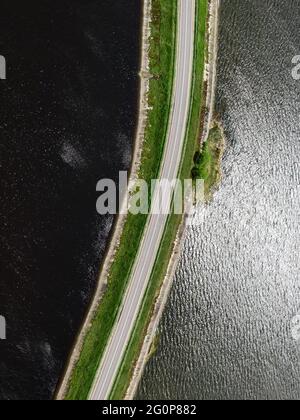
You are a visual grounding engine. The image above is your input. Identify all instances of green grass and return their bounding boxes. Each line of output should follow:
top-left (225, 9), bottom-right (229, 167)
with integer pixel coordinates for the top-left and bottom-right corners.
top-left (192, 123), bottom-right (225, 197)
top-left (109, 0), bottom-right (209, 400)
top-left (147, 333), bottom-right (160, 361)
top-left (63, 0), bottom-right (177, 400)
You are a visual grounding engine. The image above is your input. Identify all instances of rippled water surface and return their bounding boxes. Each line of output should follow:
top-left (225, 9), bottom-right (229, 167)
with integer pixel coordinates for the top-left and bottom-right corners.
top-left (137, 0), bottom-right (300, 400)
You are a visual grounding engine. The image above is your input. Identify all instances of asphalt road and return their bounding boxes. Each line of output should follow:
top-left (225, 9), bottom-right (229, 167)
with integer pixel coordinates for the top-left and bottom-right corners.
top-left (89, 0), bottom-right (196, 400)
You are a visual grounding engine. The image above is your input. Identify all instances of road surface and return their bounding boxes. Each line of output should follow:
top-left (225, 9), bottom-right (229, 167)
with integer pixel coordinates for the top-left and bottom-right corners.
top-left (89, 0), bottom-right (196, 400)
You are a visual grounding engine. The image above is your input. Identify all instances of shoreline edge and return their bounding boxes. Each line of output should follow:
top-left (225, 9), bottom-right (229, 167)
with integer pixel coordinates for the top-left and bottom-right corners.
top-left (56, 0), bottom-right (152, 400)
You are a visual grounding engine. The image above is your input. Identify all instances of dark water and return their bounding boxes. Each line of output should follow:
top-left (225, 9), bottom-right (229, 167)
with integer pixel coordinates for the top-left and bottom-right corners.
top-left (138, 0), bottom-right (300, 400)
top-left (0, 0), bottom-right (142, 400)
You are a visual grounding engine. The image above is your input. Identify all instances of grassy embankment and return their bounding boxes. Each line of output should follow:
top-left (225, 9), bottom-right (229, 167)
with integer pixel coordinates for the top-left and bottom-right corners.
top-left (64, 0), bottom-right (177, 400)
top-left (192, 123), bottom-right (225, 198)
top-left (110, 0), bottom-right (210, 400)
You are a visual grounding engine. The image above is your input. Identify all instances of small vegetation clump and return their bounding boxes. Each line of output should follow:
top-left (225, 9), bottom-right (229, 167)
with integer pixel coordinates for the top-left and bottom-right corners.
top-left (192, 123), bottom-right (225, 197)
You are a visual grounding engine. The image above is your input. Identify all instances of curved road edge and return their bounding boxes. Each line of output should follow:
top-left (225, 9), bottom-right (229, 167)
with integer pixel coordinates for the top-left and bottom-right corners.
top-left (89, 0), bottom-right (196, 401)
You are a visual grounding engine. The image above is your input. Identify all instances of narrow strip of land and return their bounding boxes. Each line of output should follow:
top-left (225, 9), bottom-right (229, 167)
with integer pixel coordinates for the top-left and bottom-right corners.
top-left (89, 0), bottom-right (196, 400)
top-left (59, 0), bottom-right (177, 401)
